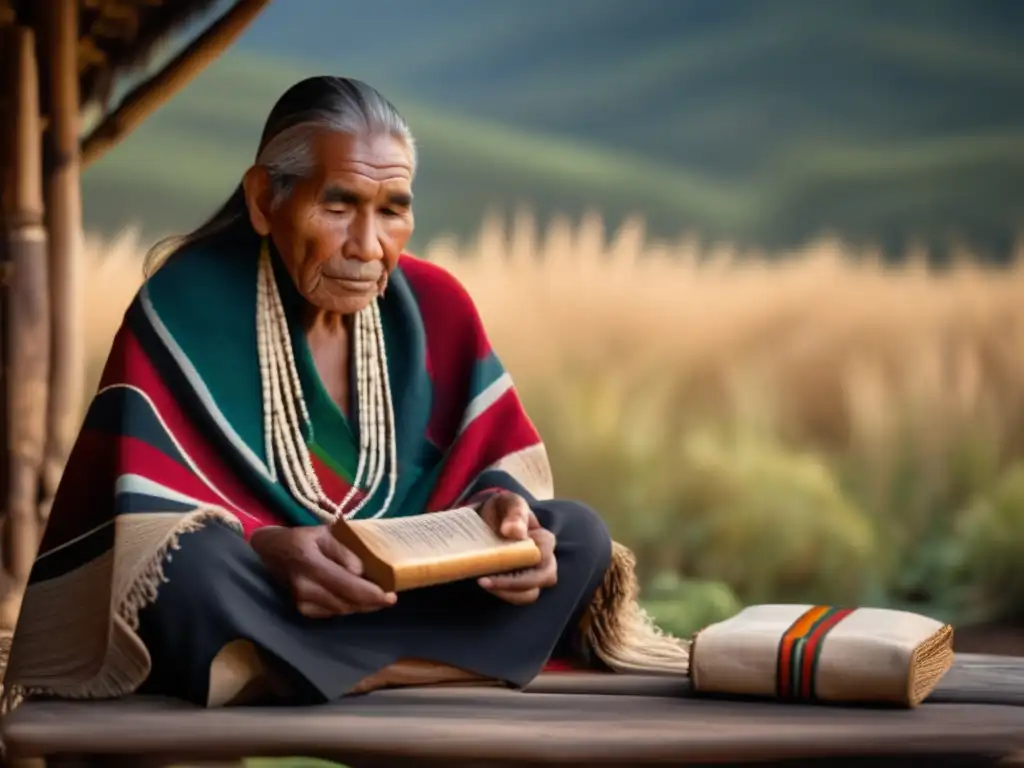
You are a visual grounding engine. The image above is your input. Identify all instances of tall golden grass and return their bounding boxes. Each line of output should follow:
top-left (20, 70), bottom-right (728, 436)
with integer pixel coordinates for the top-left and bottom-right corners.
top-left (82, 214), bottom-right (1024, 631)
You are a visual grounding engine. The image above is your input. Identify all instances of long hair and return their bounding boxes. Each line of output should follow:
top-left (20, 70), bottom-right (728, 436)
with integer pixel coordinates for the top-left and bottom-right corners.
top-left (143, 77), bottom-right (416, 277)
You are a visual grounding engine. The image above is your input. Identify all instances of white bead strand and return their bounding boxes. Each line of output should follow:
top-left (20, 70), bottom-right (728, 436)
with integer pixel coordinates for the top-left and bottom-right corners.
top-left (255, 240), bottom-right (397, 521)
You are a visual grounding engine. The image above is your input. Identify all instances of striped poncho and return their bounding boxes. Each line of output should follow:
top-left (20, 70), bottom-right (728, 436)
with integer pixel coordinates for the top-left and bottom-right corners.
top-left (4, 238), bottom-right (687, 702)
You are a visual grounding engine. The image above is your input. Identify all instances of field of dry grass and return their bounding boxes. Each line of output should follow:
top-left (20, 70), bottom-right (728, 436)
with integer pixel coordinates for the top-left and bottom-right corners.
top-left (82, 214), bottom-right (1024, 633)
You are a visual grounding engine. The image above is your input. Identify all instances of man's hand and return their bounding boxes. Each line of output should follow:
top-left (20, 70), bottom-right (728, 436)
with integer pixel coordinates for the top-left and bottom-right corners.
top-left (250, 525), bottom-right (397, 618)
top-left (477, 492), bottom-right (557, 606)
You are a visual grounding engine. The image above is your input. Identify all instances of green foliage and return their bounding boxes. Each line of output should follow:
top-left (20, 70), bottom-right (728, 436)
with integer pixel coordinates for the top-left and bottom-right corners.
top-left (834, 404), bottom-right (1011, 614)
top-left (530, 376), bottom-right (876, 604)
top-left (521, 370), bottom-right (1023, 628)
top-left (958, 464), bottom-right (1024, 624)
top-left (641, 574), bottom-right (743, 639)
top-left (668, 428), bottom-right (877, 606)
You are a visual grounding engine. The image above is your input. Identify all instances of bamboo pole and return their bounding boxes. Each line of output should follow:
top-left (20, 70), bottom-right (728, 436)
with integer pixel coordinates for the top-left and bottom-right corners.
top-left (39, 0), bottom-right (84, 524)
top-left (81, 0), bottom-right (271, 168)
top-left (0, 25), bottom-right (50, 631)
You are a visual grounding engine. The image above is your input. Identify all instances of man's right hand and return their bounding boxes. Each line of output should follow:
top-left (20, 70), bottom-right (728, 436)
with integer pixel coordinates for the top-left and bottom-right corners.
top-left (250, 525), bottom-right (397, 618)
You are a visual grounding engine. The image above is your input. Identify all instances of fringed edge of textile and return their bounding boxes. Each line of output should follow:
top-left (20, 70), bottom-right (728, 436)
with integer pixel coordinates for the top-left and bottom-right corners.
top-left (580, 541), bottom-right (691, 675)
top-left (117, 509), bottom-right (241, 633)
top-left (0, 629), bottom-right (10, 758)
top-left (1, 620), bottom-right (24, 723)
top-left (0, 627), bottom-right (13, 710)
top-left (0, 507), bottom-right (240, 716)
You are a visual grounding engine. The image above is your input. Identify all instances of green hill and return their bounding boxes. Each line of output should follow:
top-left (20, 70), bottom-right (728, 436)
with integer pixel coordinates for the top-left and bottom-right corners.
top-left (83, 0), bottom-right (1024, 257)
top-left (83, 52), bottom-right (744, 252)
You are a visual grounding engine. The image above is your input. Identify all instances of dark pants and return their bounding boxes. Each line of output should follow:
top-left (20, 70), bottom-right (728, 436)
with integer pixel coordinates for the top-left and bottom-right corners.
top-left (135, 499), bottom-right (613, 706)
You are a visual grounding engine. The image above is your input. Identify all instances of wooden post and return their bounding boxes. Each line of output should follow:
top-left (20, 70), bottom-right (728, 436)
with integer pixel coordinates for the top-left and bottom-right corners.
top-left (39, 0), bottom-right (84, 524)
top-left (0, 24), bottom-right (50, 630)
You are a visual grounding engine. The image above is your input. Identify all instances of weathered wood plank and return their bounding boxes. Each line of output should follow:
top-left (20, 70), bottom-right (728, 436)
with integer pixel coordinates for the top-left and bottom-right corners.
top-left (4, 672), bottom-right (1024, 764)
top-left (929, 653), bottom-right (1024, 706)
top-left (5, 694), bottom-right (1024, 765)
top-left (5, 655), bottom-right (1024, 765)
top-left (40, 754), bottom-right (1017, 768)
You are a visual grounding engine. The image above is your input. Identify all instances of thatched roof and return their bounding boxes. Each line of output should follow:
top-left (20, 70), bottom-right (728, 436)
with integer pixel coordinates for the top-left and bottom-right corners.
top-left (3, 0), bottom-right (224, 111)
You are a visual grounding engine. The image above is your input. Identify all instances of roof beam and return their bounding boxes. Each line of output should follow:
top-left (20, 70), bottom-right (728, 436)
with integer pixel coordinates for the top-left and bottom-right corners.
top-left (80, 0), bottom-right (270, 168)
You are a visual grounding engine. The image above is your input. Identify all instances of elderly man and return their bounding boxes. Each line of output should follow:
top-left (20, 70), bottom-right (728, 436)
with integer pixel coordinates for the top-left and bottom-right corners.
top-left (4, 77), bottom-right (686, 708)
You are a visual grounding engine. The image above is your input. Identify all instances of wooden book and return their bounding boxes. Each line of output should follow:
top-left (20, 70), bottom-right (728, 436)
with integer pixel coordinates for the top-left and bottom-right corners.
top-left (331, 506), bottom-right (542, 592)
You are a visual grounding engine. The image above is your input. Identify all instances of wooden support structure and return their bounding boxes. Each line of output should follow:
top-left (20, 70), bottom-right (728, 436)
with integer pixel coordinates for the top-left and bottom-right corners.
top-left (0, 0), bottom-right (278, 713)
top-left (39, 0), bottom-right (85, 524)
top-left (0, 0), bottom-right (274, 647)
top-left (0, 24), bottom-right (50, 629)
top-left (81, 0), bottom-right (271, 169)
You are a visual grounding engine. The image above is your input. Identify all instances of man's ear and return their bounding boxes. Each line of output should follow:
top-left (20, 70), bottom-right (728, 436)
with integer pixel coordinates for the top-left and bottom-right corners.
top-left (242, 165), bottom-right (273, 236)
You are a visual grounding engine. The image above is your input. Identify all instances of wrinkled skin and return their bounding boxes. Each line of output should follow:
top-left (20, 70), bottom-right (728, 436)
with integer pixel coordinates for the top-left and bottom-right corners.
top-left (243, 130), bottom-right (415, 319)
top-left (242, 131), bottom-right (557, 619)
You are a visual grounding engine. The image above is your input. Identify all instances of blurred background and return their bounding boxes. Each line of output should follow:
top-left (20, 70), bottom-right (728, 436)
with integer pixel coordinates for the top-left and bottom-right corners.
top-left (80, 0), bottom-right (1024, 643)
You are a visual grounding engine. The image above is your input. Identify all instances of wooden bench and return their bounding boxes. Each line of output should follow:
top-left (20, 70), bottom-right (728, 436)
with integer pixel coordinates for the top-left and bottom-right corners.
top-left (4, 654), bottom-right (1024, 767)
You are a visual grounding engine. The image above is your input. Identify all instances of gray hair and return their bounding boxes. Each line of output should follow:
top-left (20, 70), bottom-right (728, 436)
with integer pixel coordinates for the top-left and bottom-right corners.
top-left (143, 77), bottom-right (415, 275)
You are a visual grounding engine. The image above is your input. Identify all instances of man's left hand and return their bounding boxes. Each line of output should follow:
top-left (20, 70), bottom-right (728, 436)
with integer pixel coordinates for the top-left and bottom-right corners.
top-left (477, 491), bottom-right (557, 605)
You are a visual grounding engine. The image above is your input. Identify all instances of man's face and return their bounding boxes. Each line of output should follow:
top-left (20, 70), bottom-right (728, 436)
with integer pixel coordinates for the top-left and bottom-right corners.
top-left (263, 130), bottom-right (415, 315)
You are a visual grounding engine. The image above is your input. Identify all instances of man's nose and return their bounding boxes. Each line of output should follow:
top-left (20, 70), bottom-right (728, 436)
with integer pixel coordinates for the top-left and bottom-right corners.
top-left (344, 212), bottom-right (384, 262)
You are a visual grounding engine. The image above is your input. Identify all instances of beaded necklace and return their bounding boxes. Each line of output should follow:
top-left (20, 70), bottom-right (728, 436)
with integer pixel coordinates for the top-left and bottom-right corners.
top-left (255, 239), bottom-right (397, 521)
